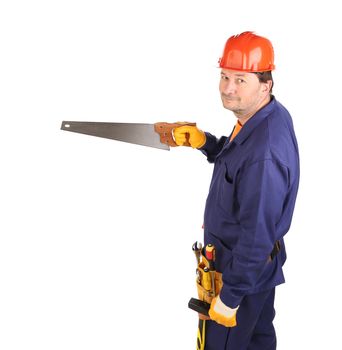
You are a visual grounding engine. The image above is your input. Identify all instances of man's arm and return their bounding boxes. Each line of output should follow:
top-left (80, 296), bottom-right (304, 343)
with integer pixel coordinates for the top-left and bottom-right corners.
top-left (173, 125), bottom-right (228, 163)
top-left (199, 132), bottom-right (228, 163)
top-left (220, 159), bottom-right (289, 307)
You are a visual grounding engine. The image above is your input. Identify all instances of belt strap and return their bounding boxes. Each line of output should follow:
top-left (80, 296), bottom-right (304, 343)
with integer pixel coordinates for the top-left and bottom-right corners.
top-left (269, 240), bottom-right (281, 261)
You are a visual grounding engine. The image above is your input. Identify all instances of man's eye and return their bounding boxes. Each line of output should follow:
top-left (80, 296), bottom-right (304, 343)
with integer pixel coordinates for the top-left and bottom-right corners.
top-left (237, 79), bottom-right (245, 83)
top-left (221, 75), bottom-right (228, 80)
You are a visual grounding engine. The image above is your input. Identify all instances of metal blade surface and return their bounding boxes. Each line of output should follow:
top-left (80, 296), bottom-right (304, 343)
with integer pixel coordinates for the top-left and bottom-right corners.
top-left (61, 121), bottom-right (170, 150)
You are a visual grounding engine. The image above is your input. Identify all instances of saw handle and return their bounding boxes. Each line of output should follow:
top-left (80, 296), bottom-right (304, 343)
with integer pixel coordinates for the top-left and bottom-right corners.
top-left (154, 122), bottom-right (196, 147)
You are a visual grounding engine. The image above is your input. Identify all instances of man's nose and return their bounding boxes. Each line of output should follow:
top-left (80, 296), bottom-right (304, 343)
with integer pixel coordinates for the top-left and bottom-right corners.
top-left (221, 80), bottom-right (236, 94)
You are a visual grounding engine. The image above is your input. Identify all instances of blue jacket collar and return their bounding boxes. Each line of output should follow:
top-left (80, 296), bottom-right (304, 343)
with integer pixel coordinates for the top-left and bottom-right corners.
top-left (232, 95), bottom-right (276, 145)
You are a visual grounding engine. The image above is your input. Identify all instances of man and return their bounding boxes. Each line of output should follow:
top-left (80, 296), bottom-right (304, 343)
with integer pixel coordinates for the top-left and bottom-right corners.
top-left (174, 32), bottom-right (300, 349)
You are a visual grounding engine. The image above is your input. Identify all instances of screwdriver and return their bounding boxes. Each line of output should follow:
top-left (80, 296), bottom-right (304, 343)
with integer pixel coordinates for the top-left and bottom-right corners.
top-left (202, 267), bottom-right (212, 291)
top-left (205, 244), bottom-right (216, 296)
top-left (205, 244), bottom-right (215, 270)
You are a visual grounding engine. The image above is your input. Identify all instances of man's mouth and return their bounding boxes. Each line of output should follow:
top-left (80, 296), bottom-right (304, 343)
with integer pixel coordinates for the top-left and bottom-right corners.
top-left (221, 94), bottom-right (240, 102)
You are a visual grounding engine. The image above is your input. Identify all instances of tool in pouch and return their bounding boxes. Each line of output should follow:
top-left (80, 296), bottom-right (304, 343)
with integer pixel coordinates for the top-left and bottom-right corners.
top-left (188, 242), bottom-right (222, 350)
top-left (60, 121), bottom-right (196, 150)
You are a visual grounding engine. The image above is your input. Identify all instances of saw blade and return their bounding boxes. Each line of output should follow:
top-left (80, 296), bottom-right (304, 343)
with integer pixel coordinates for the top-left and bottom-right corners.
top-left (61, 121), bottom-right (170, 150)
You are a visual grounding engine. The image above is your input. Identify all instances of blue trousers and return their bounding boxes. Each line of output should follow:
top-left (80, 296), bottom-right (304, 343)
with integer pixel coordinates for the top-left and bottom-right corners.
top-left (205, 288), bottom-right (276, 350)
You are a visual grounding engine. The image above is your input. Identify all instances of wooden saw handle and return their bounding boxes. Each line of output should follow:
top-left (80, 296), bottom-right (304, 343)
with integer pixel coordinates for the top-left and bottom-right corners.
top-left (154, 122), bottom-right (196, 147)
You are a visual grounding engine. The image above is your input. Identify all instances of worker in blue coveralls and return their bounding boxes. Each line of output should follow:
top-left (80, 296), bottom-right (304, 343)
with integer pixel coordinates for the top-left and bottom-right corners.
top-left (173, 32), bottom-right (300, 349)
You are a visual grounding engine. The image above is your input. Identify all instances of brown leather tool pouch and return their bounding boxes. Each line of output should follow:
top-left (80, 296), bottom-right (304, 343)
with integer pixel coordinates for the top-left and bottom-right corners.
top-left (195, 249), bottom-right (223, 319)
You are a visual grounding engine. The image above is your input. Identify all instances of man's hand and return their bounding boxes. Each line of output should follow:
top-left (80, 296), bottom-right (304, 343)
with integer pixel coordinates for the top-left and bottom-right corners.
top-left (208, 295), bottom-right (239, 327)
top-left (173, 125), bottom-right (206, 148)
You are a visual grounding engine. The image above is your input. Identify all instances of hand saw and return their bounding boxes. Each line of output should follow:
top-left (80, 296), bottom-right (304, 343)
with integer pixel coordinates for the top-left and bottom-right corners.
top-left (60, 121), bottom-right (196, 150)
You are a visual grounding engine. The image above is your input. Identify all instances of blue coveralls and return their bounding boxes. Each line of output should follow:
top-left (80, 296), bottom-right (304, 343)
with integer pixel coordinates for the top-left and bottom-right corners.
top-left (199, 96), bottom-right (300, 349)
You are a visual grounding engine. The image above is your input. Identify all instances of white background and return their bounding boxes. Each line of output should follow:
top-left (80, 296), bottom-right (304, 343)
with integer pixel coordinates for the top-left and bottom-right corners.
top-left (1, 0), bottom-right (341, 349)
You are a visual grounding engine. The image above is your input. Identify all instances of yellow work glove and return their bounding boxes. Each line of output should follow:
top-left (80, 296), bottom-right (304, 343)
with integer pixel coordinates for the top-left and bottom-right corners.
top-left (208, 295), bottom-right (239, 327)
top-left (173, 125), bottom-right (206, 148)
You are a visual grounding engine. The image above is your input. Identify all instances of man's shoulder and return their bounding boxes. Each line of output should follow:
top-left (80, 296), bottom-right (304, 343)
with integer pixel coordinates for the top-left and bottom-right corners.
top-left (268, 98), bottom-right (294, 127)
top-left (242, 101), bottom-right (297, 165)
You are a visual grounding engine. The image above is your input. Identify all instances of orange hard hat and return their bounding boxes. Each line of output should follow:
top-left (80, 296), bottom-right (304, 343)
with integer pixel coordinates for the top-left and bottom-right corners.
top-left (218, 31), bottom-right (275, 72)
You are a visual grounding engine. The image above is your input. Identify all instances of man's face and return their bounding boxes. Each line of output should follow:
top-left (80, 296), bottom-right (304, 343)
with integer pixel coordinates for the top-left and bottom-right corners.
top-left (219, 69), bottom-right (269, 116)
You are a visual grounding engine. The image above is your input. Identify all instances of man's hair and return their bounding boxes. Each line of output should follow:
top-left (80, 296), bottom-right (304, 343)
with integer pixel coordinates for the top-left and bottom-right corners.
top-left (254, 71), bottom-right (273, 93)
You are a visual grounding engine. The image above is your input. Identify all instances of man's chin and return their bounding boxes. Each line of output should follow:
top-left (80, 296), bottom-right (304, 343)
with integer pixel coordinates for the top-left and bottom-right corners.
top-left (222, 102), bottom-right (237, 111)
top-left (222, 104), bottom-right (244, 115)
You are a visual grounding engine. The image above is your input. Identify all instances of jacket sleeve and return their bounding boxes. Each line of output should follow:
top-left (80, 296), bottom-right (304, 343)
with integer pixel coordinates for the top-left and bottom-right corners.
top-left (199, 132), bottom-right (228, 163)
top-left (220, 159), bottom-right (289, 308)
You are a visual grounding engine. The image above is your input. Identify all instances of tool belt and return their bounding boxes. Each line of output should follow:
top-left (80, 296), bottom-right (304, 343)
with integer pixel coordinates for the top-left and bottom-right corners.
top-left (192, 240), bottom-right (281, 321)
top-left (195, 241), bottom-right (281, 304)
top-left (268, 240), bottom-right (281, 262)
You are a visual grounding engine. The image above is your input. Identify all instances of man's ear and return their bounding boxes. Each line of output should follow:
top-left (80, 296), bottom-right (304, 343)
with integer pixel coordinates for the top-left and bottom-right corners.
top-left (261, 80), bottom-right (272, 93)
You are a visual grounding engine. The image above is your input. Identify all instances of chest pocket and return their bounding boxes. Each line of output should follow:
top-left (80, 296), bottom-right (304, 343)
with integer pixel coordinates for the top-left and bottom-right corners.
top-left (218, 163), bottom-right (238, 217)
